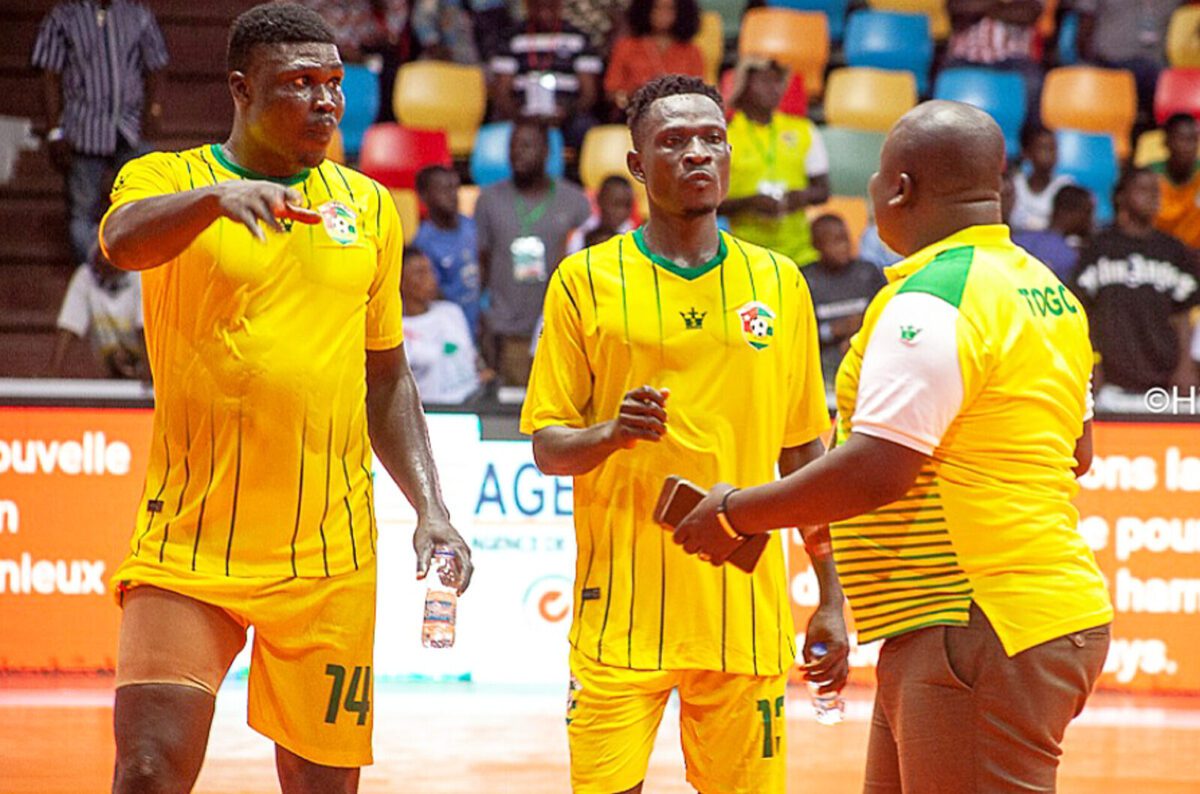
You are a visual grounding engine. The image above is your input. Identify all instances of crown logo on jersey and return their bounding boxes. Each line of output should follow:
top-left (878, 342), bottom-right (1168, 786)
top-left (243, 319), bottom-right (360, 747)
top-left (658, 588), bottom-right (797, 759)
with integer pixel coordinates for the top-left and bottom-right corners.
top-left (737, 301), bottom-right (776, 351)
top-left (900, 325), bottom-right (922, 345)
top-left (681, 307), bottom-right (707, 330)
top-left (319, 200), bottom-right (358, 245)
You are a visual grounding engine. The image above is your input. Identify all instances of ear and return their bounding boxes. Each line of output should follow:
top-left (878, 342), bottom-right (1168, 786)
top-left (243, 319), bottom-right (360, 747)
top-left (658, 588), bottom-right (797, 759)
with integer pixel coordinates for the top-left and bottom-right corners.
top-left (888, 172), bottom-right (914, 209)
top-left (229, 71), bottom-right (251, 108)
top-left (627, 150), bottom-right (646, 185)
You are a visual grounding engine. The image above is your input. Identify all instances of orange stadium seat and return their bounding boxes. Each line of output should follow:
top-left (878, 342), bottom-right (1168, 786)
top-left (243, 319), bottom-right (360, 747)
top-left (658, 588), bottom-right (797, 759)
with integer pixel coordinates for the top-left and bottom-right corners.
top-left (867, 0), bottom-right (950, 40)
top-left (1167, 5), bottom-right (1200, 68)
top-left (1041, 66), bottom-right (1137, 160)
top-left (1155, 68), bottom-right (1200, 126)
top-left (695, 11), bottom-right (725, 84)
top-left (393, 62), bottom-right (487, 156)
top-left (823, 67), bottom-right (917, 132)
top-left (357, 124), bottom-right (452, 189)
top-left (807, 195), bottom-right (869, 253)
top-left (578, 126), bottom-right (650, 217)
top-left (739, 8), bottom-right (830, 96)
top-left (389, 188), bottom-right (421, 243)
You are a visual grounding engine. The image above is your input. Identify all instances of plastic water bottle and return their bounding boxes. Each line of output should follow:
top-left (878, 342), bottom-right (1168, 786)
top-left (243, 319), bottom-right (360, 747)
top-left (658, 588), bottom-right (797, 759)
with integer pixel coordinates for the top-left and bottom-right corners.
top-left (807, 642), bottom-right (845, 725)
top-left (421, 549), bottom-right (457, 649)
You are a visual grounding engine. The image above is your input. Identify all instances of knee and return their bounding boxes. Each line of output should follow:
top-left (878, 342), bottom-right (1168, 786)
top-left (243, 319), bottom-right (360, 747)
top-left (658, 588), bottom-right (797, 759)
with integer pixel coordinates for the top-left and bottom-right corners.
top-left (113, 742), bottom-right (189, 794)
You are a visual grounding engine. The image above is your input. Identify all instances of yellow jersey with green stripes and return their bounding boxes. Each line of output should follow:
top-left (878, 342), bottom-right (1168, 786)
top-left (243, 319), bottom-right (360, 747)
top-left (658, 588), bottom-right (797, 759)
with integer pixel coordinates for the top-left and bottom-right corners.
top-left (521, 228), bottom-right (830, 674)
top-left (100, 145), bottom-right (404, 579)
top-left (832, 225), bottom-right (1112, 655)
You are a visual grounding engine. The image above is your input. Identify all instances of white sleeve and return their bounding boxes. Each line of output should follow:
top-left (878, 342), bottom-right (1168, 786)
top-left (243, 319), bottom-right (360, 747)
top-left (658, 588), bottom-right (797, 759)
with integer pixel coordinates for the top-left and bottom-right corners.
top-left (805, 124), bottom-right (829, 177)
top-left (851, 292), bottom-right (965, 455)
top-left (56, 266), bottom-right (92, 337)
top-left (1083, 373), bottom-right (1094, 423)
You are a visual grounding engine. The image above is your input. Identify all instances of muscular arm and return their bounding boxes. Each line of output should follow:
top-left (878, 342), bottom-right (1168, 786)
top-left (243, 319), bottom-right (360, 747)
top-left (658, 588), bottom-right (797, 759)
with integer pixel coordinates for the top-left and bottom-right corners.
top-left (531, 385), bottom-right (668, 476)
top-left (778, 438), bottom-right (842, 611)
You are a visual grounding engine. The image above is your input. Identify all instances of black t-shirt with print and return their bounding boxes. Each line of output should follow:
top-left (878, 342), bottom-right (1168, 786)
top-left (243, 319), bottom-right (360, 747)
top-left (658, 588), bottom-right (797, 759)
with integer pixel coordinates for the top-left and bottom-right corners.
top-left (803, 259), bottom-right (888, 393)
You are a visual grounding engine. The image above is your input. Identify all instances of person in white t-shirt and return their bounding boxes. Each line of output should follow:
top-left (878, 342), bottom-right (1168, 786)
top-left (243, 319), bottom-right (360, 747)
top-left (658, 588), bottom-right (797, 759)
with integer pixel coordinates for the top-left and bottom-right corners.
top-left (1010, 124), bottom-right (1074, 231)
top-left (49, 246), bottom-right (147, 378)
top-left (401, 246), bottom-right (489, 404)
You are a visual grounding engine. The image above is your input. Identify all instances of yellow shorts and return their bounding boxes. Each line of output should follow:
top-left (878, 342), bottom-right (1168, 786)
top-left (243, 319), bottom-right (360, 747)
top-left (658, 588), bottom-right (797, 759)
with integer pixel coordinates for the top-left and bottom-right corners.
top-left (111, 555), bottom-right (376, 768)
top-left (567, 647), bottom-right (788, 794)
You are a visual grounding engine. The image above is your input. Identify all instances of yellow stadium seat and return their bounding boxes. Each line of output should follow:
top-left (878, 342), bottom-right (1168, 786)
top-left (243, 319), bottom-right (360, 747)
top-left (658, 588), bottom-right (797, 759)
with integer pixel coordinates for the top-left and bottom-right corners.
top-left (823, 67), bottom-right (917, 132)
top-left (739, 9), bottom-right (830, 97)
top-left (393, 62), bottom-right (487, 156)
top-left (390, 188), bottom-right (421, 243)
top-left (867, 0), bottom-right (950, 40)
top-left (578, 125), bottom-right (648, 217)
top-left (807, 195), bottom-right (869, 255)
top-left (1167, 6), bottom-right (1200, 68)
top-left (695, 11), bottom-right (725, 85)
top-left (1041, 66), bottom-right (1137, 160)
top-left (326, 128), bottom-right (345, 164)
top-left (1134, 129), bottom-right (1168, 167)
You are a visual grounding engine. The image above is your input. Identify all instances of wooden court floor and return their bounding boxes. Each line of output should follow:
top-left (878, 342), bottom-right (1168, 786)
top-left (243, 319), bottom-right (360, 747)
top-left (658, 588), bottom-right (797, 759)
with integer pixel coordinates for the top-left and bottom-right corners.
top-left (2, 676), bottom-right (1199, 793)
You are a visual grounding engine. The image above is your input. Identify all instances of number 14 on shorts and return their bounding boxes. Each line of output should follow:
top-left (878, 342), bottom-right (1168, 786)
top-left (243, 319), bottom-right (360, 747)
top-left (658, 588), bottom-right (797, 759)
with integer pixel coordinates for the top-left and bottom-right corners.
top-left (324, 664), bottom-right (372, 725)
top-left (757, 695), bottom-right (784, 758)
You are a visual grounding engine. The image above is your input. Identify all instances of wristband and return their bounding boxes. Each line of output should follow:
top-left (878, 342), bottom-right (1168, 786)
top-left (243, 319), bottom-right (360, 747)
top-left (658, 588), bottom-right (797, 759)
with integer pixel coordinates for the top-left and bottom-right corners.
top-left (716, 488), bottom-right (748, 543)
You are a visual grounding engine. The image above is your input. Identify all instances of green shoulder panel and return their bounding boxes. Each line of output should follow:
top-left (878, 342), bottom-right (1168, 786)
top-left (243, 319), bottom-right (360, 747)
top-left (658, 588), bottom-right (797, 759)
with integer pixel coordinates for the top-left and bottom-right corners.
top-left (896, 245), bottom-right (975, 308)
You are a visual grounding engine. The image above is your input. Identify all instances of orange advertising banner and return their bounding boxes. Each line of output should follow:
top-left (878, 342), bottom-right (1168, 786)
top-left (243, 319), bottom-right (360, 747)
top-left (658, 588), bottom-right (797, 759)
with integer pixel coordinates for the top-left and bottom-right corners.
top-left (787, 421), bottom-right (1200, 694)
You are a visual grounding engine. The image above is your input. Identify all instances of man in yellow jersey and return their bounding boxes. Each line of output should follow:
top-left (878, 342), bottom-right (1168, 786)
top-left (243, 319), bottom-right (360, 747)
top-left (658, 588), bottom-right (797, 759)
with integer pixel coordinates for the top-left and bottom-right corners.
top-left (97, 5), bottom-right (474, 791)
top-left (674, 100), bottom-right (1113, 792)
top-left (520, 74), bottom-right (848, 794)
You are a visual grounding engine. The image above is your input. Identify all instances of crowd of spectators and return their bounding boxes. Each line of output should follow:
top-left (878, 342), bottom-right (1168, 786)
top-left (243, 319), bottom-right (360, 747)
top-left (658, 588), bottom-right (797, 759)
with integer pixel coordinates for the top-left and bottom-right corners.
top-left (27, 0), bottom-right (1200, 415)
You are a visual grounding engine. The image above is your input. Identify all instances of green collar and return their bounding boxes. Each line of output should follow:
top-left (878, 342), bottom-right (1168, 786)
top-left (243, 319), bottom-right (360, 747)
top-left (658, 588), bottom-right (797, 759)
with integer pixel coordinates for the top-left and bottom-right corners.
top-left (632, 225), bottom-right (727, 280)
top-left (209, 144), bottom-right (310, 185)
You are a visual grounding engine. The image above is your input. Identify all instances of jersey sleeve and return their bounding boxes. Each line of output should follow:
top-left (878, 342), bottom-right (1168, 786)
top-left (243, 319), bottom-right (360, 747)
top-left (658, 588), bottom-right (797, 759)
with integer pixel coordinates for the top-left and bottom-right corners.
top-left (519, 263), bottom-right (593, 434)
top-left (365, 186), bottom-right (405, 350)
top-left (98, 152), bottom-right (182, 260)
top-left (850, 291), bottom-right (986, 455)
top-left (783, 265), bottom-right (833, 447)
top-left (56, 266), bottom-right (92, 337)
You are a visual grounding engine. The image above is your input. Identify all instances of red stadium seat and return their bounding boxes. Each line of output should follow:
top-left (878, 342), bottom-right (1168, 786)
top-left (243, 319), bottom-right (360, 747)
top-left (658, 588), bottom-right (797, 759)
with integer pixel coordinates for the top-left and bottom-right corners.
top-left (718, 69), bottom-right (807, 117)
top-left (1155, 68), bottom-right (1200, 126)
top-left (357, 123), bottom-right (451, 190)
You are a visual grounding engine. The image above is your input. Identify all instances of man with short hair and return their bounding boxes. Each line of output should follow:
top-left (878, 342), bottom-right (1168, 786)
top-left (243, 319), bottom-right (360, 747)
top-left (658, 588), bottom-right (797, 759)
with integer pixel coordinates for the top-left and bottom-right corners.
top-left (521, 74), bottom-right (848, 794)
top-left (99, 5), bottom-right (473, 790)
top-left (675, 100), bottom-right (1113, 793)
top-left (414, 164), bottom-right (481, 334)
top-left (1013, 184), bottom-right (1094, 281)
top-left (32, 0), bottom-right (169, 264)
top-left (1151, 113), bottom-right (1200, 248)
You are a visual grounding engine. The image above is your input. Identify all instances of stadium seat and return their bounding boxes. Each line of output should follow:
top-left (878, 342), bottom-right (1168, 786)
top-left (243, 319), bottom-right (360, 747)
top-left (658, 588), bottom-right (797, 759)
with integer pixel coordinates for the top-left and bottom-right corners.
top-left (1057, 11), bottom-right (1080, 66)
top-left (695, 11), bottom-right (725, 84)
top-left (1134, 129), bottom-right (1168, 168)
top-left (326, 128), bottom-right (345, 165)
top-left (700, 0), bottom-right (750, 43)
top-left (578, 125), bottom-right (650, 217)
top-left (844, 10), bottom-right (934, 95)
top-left (766, 0), bottom-right (850, 43)
top-left (469, 122), bottom-right (565, 187)
top-left (739, 9), bottom-right (830, 96)
top-left (933, 68), bottom-right (1027, 158)
top-left (393, 62), bottom-right (487, 156)
top-left (458, 184), bottom-right (481, 217)
top-left (1167, 6), bottom-right (1200, 68)
top-left (357, 124), bottom-right (452, 190)
top-left (866, 0), bottom-right (949, 41)
top-left (806, 194), bottom-right (869, 253)
top-left (1041, 66), bottom-right (1137, 159)
top-left (339, 63), bottom-right (381, 160)
top-left (718, 69), bottom-right (807, 117)
top-left (821, 126), bottom-right (887, 197)
top-left (1155, 68), bottom-right (1200, 126)
top-left (823, 67), bottom-right (917, 132)
top-left (1054, 129), bottom-right (1118, 224)
top-left (389, 188), bottom-right (421, 243)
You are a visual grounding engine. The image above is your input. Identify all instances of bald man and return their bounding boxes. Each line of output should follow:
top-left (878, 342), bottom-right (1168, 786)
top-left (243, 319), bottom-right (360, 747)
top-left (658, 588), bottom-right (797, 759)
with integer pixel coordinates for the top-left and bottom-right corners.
top-left (672, 101), bottom-right (1113, 792)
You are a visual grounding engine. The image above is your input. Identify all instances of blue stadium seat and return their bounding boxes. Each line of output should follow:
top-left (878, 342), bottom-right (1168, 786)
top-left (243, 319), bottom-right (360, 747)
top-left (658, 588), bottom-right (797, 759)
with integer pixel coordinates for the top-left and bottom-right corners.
top-left (766, 0), bottom-right (850, 42)
top-left (1055, 129), bottom-right (1118, 224)
top-left (469, 122), bottom-right (566, 188)
top-left (844, 10), bottom-right (934, 95)
top-left (339, 64), bottom-right (381, 160)
top-left (1058, 12), bottom-right (1080, 66)
top-left (933, 68), bottom-right (1027, 158)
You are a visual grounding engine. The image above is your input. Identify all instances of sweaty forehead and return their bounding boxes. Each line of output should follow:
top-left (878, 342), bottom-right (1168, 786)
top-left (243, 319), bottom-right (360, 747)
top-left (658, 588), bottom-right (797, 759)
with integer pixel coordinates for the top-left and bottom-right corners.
top-left (645, 94), bottom-right (725, 134)
top-left (251, 41), bottom-right (341, 74)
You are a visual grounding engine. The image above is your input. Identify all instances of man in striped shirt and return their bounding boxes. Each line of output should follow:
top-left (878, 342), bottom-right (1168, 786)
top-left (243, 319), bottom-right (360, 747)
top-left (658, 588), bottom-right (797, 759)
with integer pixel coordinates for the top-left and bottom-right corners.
top-left (675, 101), bottom-right (1112, 792)
top-left (32, 0), bottom-right (169, 264)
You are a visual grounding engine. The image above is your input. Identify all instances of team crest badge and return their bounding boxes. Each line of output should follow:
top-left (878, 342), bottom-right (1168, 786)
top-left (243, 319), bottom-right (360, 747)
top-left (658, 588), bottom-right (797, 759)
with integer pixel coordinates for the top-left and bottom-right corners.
top-left (738, 301), bottom-right (776, 351)
top-left (319, 200), bottom-right (358, 245)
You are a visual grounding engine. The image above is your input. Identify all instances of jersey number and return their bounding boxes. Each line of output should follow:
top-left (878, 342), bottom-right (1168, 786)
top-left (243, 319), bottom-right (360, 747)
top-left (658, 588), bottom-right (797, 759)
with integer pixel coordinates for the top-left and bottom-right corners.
top-left (756, 695), bottom-right (785, 759)
top-left (324, 664), bottom-right (372, 725)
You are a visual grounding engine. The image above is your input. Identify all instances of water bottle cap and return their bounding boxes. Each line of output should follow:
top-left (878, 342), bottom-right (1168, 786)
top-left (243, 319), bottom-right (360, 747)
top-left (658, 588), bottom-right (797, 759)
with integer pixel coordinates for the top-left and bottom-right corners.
top-left (810, 642), bottom-right (828, 657)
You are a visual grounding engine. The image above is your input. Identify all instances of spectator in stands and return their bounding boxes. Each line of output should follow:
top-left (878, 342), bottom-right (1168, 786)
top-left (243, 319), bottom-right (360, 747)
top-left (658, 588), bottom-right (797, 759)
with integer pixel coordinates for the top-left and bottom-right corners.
top-left (475, 119), bottom-right (591, 385)
top-left (301, 0), bottom-right (409, 121)
top-left (945, 1), bottom-right (1044, 122)
top-left (719, 57), bottom-right (830, 266)
top-left (1152, 112), bottom-right (1200, 248)
top-left (565, 0), bottom-right (629, 54)
top-left (488, 0), bottom-right (604, 150)
top-left (48, 245), bottom-right (147, 379)
top-left (1071, 168), bottom-right (1200, 413)
top-left (1011, 124), bottom-right (1074, 231)
top-left (411, 0), bottom-right (480, 63)
top-left (414, 165), bottom-right (481, 334)
top-left (566, 174), bottom-right (636, 254)
top-left (401, 246), bottom-right (488, 403)
top-left (1076, 0), bottom-right (1182, 123)
top-left (605, 0), bottom-right (704, 118)
top-left (32, 0), bottom-right (168, 265)
top-left (803, 214), bottom-right (887, 408)
top-left (1013, 184), bottom-right (1095, 281)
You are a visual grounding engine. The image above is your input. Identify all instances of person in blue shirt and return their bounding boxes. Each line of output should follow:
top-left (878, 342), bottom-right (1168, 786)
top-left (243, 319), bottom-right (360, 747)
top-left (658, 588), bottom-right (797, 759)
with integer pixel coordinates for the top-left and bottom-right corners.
top-left (414, 164), bottom-right (481, 334)
top-left (1013, 184), bottom-right (1094, 281)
